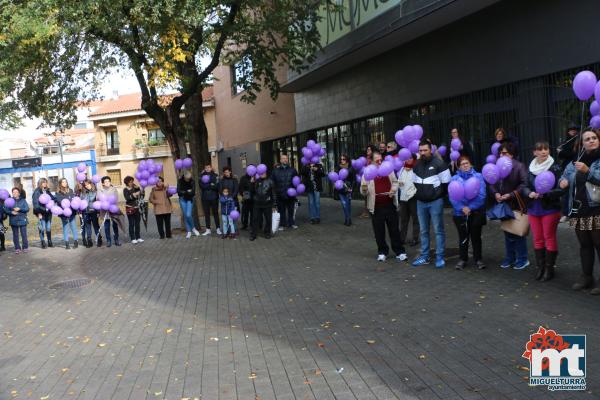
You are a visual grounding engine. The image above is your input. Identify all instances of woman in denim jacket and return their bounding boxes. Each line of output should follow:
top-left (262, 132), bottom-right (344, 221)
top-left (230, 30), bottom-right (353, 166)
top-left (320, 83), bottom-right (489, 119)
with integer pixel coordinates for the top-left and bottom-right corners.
top-left (559, 129), bottom-right (600, 295)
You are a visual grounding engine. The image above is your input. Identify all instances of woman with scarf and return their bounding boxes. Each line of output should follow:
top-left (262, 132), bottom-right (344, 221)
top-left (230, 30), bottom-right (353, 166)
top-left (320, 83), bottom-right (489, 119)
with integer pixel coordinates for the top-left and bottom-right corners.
top-left (560, 129), bottom-right (600, 295)
top-left (448, 156), bottom-right (487, 269)
top-left (522, 141), bottom-right (563, 281)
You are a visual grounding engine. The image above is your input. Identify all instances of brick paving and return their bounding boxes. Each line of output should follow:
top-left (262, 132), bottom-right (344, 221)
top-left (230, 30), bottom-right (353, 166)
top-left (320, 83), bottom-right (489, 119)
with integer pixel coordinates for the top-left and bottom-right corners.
top-left (0, 198), bottom-right (598, 400)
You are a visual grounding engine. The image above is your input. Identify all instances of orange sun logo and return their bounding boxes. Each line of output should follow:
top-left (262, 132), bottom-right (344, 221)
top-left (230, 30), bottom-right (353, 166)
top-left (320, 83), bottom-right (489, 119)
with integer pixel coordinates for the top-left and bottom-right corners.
top-left (522, 326), bottom-right (570, 371)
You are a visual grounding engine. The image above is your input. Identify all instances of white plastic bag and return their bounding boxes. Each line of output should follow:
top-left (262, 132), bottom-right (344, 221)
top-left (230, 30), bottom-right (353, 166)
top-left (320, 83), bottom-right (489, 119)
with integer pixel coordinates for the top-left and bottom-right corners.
top-left (271, 211), bottom-right (280, 234)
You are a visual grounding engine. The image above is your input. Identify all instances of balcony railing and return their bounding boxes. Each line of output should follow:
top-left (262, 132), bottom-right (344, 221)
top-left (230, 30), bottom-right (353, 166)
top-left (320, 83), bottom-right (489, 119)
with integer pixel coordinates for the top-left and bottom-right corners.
top-left (98, 142), bottom-right (120, 157)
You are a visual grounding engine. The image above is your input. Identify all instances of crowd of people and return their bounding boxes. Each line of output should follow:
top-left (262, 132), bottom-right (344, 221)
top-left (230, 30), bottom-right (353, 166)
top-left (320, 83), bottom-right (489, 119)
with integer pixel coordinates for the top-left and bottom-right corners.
top-left (1, 125), bottom-right (599, 295)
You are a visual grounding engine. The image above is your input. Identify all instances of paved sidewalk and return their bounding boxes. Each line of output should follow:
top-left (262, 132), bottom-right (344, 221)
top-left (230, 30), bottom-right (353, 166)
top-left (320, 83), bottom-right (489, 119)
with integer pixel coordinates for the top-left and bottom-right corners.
top-left (0, 198), bottom-right (598, 400)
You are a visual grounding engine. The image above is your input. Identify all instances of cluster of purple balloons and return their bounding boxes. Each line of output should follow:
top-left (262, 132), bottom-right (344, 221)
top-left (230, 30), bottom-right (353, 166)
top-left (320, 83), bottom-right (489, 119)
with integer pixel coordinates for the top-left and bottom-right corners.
top-left (39, 192), bottom-right (89, 217)
top-left (135, 159), bottom-right (164, 188)
top-left (92, 192), bottom-right (120, 214)
top-left (76, 162), bottom-right (88, 182)
top-left (572, 70), bottom-right (600, 128)
top-left (394, 125), bottom-right (424, 154)
top-left (448, 178), bottom-right (481, 202)
top-left (174, 158), bottom-right (193, 170)
top-left (289, 175), bottom-right (305, 196)
top-left (449, 138), bottom-right (463, 162)
top-left (328, 169), bottom-right (349, 191)
top-left (300, 140), bottom-right (326, 165)
top-left (245, 163), bottom-right (268, 180)
top-left (482, 153), bottom-right (512, 185)
top-left (534, 171), bottom-right (556, 194)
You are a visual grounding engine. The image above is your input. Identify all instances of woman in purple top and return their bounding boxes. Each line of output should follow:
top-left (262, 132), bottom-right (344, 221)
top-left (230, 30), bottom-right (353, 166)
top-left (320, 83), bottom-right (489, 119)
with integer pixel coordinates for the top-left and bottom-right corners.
top-left (522, 141), bottom-right (563, 282)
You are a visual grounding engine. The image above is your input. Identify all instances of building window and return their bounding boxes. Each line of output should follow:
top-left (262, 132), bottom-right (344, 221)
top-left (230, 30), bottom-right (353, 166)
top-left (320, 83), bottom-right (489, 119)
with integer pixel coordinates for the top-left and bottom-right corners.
top-left (231, 55), bottom-right (253, 95)
top-left (43, 146), bottom-right (59, 155)
top-left (73, 122), bottom-right (88, 129)
top-left (106, 169), bottom-right (122, 185)
top-left (48, 176), bottom-right (59, 192)
top-left (105, 130), bottom-right (120, 155)
top-left (147, 128), bottom-right (166, 146)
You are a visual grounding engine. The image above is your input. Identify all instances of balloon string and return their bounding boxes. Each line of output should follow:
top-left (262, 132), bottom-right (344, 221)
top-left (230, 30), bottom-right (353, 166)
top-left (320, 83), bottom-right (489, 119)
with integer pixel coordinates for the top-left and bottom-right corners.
top-left (577, 101), bottom-right (586, 161)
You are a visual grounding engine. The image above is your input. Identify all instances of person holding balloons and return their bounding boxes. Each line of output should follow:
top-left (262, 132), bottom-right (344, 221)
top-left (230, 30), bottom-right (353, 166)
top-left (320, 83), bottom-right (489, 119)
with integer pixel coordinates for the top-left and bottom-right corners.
top-left (55, 178), bottom-right (79, 249)
top-left (334, 154), bottom-right (355, 226)
top-left (32, 178), bottom-right (56, 249)
top-left (238, 165), bottom-right (255, 230)
top-left (98, 176), bottom-right (122, 246)
top-left (219, 187), bottom-right (238, 239)
top-left (301, 161), bottom-right (324, 224)
top-left (123, 176), bottom-right (143, 244)
top-left (522, 141), bottom-right (563, 281)
top-left (81, 179), bottom-right (102, 247)
top-left (397, 155), bottom-right (419, 247)
top-left (249, 165), bottom-right (275, 241)
top-left (489, 142), bottom-right (529, 270)
top-left (200, 164), bottom-right (221, 236)
top-left (3, 188), bottom-right (29, 253)
top-left (149, 177), bottom-right (174, 239)
top-left (177, 171), bottom-right (199, 239)
top-left (271, 154), bottom-right (299, 230)
top-left (448, 156), bottom-right (487, 270)
top-left (559, 129), bottom-right (600, 295)
top-left (446, 128), bottom-right (474, 174)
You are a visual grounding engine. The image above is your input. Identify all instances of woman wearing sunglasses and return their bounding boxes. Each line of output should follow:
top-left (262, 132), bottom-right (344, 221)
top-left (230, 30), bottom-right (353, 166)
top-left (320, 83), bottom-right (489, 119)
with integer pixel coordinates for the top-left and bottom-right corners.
top-left (560, 129), bottom-right (600, 295)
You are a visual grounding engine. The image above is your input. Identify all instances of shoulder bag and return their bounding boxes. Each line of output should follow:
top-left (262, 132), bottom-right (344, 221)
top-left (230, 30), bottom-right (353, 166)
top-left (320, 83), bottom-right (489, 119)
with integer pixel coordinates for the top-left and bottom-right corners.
top-left (500, 191), bottom-right (529, 237)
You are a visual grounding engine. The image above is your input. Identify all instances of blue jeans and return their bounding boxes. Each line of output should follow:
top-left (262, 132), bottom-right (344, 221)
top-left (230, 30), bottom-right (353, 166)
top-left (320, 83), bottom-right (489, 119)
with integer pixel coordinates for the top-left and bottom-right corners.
top-left (179, 198), bottom-right (194, 232)
top-left (417, 198), bottom-right (445, 259)
top-left (503, 231), bottom-right (528, 265)
top-left (12, 225), bottom-right (28, 250)
top-left (38, 215), bottom-right (52, 240)
top-left (221, 215), bottom-right (236, 235)
top-left (61, 216), bottom-right (78, 242)
top-left (339, 193), bottom-right (352, 221)
top-left (83, 212), bottom-right (101, 241)
top-left (307, 191), bottom-right (321, 220)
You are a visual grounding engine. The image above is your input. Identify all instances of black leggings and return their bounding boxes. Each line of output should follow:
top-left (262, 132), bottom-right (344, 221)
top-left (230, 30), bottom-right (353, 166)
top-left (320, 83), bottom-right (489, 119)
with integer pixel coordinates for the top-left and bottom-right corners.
top-left (575, 228), bottom-right (600, 277)
top-left (127, 212), bottom-right (141, 240)
top-left (453, 212), bottom-right (485, 262)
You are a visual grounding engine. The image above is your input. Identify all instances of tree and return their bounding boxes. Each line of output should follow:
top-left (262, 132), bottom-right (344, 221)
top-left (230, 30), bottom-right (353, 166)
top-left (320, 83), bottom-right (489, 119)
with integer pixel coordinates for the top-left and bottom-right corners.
top-left (0, 0), bottom-right (325, 187)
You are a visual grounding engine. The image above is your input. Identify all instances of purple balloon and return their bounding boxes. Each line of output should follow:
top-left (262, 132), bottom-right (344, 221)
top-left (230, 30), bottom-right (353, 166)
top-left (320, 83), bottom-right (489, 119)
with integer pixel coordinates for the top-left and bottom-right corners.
top-left (398, 148), bottom-right (412, 161)
top-left (302, 147), bottom-right (313, 158)
top-left (486, 154), bottom-right (497, 164)
top-left (595, 81), bottom-right (600, 103)
top-left (450, 150), bottom-right (460, 162)
top-left (100, 200), bottom-right (110, 210)
top-left (4, 197), bottom-right (15, 208)
top-left (0, 189), bottom-right (9, 200)
top-left (246, 165), bottom-right (257, 176)
top-left (46, 200), bottom-right (55, 209)
top-left (61, 199), bottom-right (71, 209)
top-left (92, 201), bottom-right (102, 210)
top-left (491, 142), bottom-right (501, 157)
top-left (482, 163), bottom-right (500, 185)
top-left (155, 163), bottom-right (163, 173)
top-left (148, 176), bottom-right (159, 186)
top-left (230, 210), bottom-right (240, 220)
top-left (39, 193), bottom-right (51, 205)
top-left (437, 146), bottom-right (447, 157)
top-left (358, 157), bottom-right (367, 167)
top-left (97, 193), bottom-right (106, 202)
top-left (296, 183), bottom-right (306, 194)
top-left (146, 164), bottom-right (156, 174)
top-left (356, 174), bottom-right (362, 184)
top-left (134, 171), bottom-right (142, 180)
top-left (338, 168), bottom-right (349, 180)
top-left (167, 186), bottom-right (177, 195)
top-left (182, 158), bottom-right (193, 169)
top-left (413, 125), bottom-right (424, 140)
top-left (311, 143), bottom-right (322, 154)
top-left (448, 181), bottom-right (465, 202)
top-left (573, 70), bottom-right (597, 101)
top-left (300, 157), bottom-right (309, 166)
top-left (496, 156), bottom-right (513, 179)
top-left (403, 126), bottom-right (415, 143)
top-left (138, 160), bottom-right (147, 171)
top-left (51, 206), bottom-right (63, 216)
top-left (174, 159), bottom-right (183, 170)
top-left (363, 165), bottom-right (378, 181)
top-left (139, 179), bottom-right (148, 188)
top-left (140, 170), bottom-right (150, 180)
top-left (92, 175), bottom-right (101, 184)
top-left (328, 171), bottom-right (339, 182)
top-left (201, 175), bottom-right (210, 184)
top-left (591, 101), bottom-right (600, 117)
top-left (393, 157), bottom-right (404, 171)
top-left (256, 164), bottom-right (267, 175)
top-left (307, 139), bottom-right (316, 148)
top-left (109, 204), bottom-right (120, 214)
top-left (70, 197), bottom-right (81, 210)
top-left (107, 194), bottom-right (118, 204)
top-left (318, 148), bottom-right (326, 157)
top-left (310, 156), bottom-right (320, 164)
top-left (431, 144), bottom-right (437, 155)
top-left (77, 172), bottom-right (87, 182)
top-left (464, 177), bottom-right (480, 200)
top-left (292, 176), bottom-right (301, 187)
top-left (334, 180), bottom-right (344, 190)
top-left (394, 130), bottom-right (405, 146)
top-left (77, 162), bottom-right (87, 173)
top-left (451, 138), bottom-right (462, 151)
top-left (384, 155), bottom-right (393, 162)
top-left (287, 188), bottom-right (297, 197)
top-left (79, 199), bottom-right (88, 211)
top-left (378, 161), bottom-right (394, 177)
top-left (62, 207), bottom-right (73, 218)
top-left (408, 140), bottom-right (420, 154)
top-left (535, 171), bottom-right (556, 194)
top-left (591, 115), bottom-right (600, 129)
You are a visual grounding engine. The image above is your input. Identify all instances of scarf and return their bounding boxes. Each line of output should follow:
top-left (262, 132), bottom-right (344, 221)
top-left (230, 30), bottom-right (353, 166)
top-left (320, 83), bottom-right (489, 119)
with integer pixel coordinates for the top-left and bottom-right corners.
top-left (529, 156), bottom-right (554, 176)
top-left (579, 148), bottom-right (600, 167)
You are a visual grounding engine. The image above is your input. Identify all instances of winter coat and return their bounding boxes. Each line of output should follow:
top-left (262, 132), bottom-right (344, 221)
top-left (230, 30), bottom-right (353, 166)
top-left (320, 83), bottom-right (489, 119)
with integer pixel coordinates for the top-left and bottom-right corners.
top-left (219, 195), bottom-right (236, 216)
top-left (239, 174), bottom-right (253, 202)
top-left (4, 197), bottom-right (29, 226)
top-left (218, 176), bottom-right (239, 198)
top-left (300, 164), bottom-right (324, 193)
top-left (397, 168), bottom-right (417, 202)
top-left (149, 186), bottom-right (172, 215)
top-left (199, 172), bottom-right (219, 201)
top-left (32, 187), bottom-right (55, 216)
top-left (561, 151), bottom-right (600, 213)
top-left (250, 178), bottom-right (275, 207)
top-left (522, 160), bottom-right (563, 213)
top-left (360, 173), bottom-right (399, 213)
top-left (271, 164), bottom-right (298, 199)
top-left (55, 189), bottom-right (77, 221)
top-left (412, 156), bottom-right (451, 202)
top-left (489, 158), bottom-right (527, 211)
top-left (177, 177), bottom-right (195, 201)
top-left (123, 185), bottom-right (141, 210)
top-left (449, 168), bottom-right (487, 216)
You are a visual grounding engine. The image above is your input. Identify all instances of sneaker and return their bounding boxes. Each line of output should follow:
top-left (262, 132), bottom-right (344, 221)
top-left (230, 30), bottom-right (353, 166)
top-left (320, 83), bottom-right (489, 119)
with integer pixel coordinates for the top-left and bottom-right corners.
top-left (560, 216), bottom-right (568, 223)
top-left (412, 256), bottom-right (430, 267)
top-left (292, 225), bottom-right (299, 229)
top-left (435, 257), bottom-right (445, 268)
top-left (278, 227), bottom-right (284, 231)
top-left (202, 229), bottom-right (211, 236)
top-left (216, 228), bottom-right (222, 235)
top-left (377, 254), bottom-right (387, 262)
top-left (500, 260), bottom-right (513, 269)
top-left (137, 238), bottom-right (144, 243)
top-left (192, 228), bottom-right (200, 236)
top-left (455, 260), bottom-right (467, 270)
top-left (15, 249), bottom-right (21, 254)
top-left (186, 232), bottom-right (192, 239)
top-left (132, 239), bottom-right (138, 244)
top-left (396, 253), bottom-right (408, 261)
top-left (476, 260), bottom-right (486, 270)
top-left (513, 260), bottom-right (530, 270)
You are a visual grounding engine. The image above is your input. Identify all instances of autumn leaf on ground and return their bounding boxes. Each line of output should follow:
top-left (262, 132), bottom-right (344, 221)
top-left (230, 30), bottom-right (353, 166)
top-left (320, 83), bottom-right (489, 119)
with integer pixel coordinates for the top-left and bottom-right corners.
top-left (419, 354), bottom-right (426, 360)
top-left (165, 328), bottom-right (173, 334)
top-left (366, 340), bottom-right (376, 345)
top-left (317, 342), bottom-right (325, 348)
top-left (249, 372), bottom-right (257, 379)
top-left (517, 365), bottom-right (530, 371)
top-left (97, 343), bottom-right (106, 348)
top-left (61, 368), bottom-right (69, 373)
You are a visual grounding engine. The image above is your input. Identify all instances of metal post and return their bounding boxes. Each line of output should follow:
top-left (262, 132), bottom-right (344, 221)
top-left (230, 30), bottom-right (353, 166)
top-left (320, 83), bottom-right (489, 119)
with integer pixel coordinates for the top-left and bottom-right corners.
top-left (58, 137), bottom-right (65, 178)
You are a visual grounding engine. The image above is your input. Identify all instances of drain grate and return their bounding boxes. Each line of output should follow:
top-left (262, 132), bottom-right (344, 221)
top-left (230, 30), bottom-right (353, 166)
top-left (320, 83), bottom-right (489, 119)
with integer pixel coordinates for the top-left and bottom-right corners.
top-left (49, 278), bottom-right (92, 289)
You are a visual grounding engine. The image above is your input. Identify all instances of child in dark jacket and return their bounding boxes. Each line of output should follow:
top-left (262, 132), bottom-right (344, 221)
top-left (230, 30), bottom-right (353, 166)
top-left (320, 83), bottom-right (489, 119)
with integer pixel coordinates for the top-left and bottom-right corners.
top-left (219, 188), bottom-right (237, 239)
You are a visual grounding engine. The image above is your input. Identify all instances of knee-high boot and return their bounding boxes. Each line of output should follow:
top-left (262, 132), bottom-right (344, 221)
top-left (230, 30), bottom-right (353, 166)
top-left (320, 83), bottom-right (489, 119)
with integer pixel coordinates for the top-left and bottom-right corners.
top-left (542, 250), bottom-right (557, 282)
top-left (534, 249), bottom-right (546, 281)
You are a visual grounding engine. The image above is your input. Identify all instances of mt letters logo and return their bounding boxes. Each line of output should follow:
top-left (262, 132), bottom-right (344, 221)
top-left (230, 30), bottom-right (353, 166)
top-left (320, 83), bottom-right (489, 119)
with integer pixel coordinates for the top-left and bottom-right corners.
top-left (522, 326), bottom-right (586, 391)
